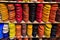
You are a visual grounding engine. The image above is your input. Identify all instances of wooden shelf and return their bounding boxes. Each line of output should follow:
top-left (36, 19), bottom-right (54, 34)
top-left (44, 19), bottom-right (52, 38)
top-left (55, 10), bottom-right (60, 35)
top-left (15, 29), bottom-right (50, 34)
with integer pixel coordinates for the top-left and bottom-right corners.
top-left (9, 35), bottom-right (59, 39)
top-left (0, 20), bottom-right (60, 24)
top-left (0, 1), bottom-right (60, 3)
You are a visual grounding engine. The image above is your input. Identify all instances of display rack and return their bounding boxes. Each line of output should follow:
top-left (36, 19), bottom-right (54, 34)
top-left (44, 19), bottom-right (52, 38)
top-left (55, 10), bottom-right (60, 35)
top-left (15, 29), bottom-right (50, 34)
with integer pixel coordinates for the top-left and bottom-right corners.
top-left (0, 1), bottom-right (60, 40)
